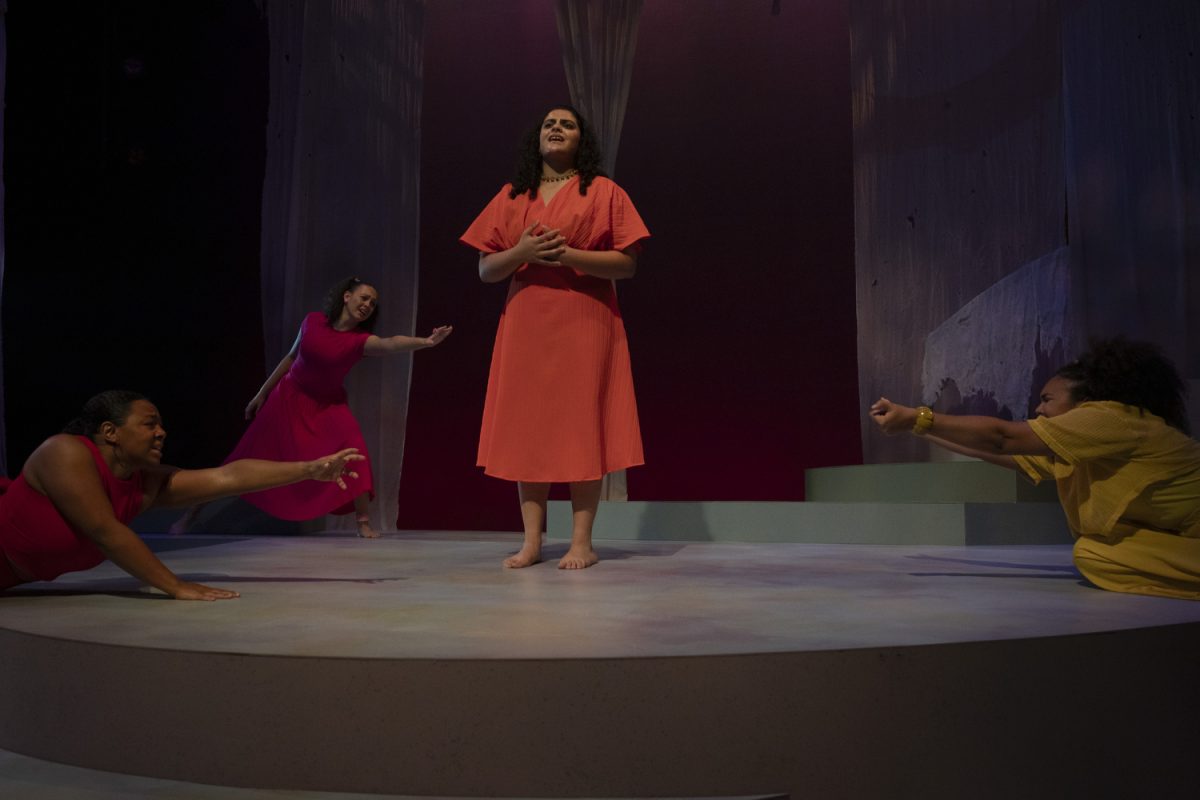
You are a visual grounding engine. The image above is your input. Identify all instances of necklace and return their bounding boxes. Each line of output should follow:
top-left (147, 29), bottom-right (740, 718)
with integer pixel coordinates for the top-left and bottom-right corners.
top-left (541, 169), bottom-right (578, 183)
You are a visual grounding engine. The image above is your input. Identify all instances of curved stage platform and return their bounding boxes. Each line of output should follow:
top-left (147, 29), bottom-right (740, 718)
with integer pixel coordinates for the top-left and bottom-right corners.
top-left (2, 533), bottom-right (1199, 798)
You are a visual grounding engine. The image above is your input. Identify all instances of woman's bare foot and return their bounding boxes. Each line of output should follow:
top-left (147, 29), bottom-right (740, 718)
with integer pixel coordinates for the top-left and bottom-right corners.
top-left (557, 545), bottom-right (598, 570)
top-left (501, 537), bottom-right (544, 568)
top-left (356, 517), bottom-right (380, 539)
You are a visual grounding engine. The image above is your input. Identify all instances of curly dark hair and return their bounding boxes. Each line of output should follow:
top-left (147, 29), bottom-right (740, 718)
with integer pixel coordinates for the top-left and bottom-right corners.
top-left (63, 390), bottom-right (149, 437)
top-left (324, 276), bottom-right (380, 333)
top-left (508, 104), bottom-right (607, 200)
top-left (1056, 337), bottom-right (1190, 433)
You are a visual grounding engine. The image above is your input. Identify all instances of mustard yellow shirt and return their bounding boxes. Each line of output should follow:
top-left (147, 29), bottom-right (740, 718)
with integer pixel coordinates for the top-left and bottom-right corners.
top-left (1012, 401), bottom-right (1200, 541)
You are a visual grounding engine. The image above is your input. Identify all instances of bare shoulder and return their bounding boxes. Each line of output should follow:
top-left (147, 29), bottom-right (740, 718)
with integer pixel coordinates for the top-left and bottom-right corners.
top-left (28, 434), bottom-right (92, 469)
top-left (24, 435), bottom-right (96, 492)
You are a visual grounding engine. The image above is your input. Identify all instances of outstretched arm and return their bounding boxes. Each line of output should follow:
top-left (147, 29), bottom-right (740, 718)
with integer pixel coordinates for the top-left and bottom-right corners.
top-left (363, 326), bottom-right (453, 356)
top-left (919, 434), bottom-right (1020, 470)
top-left (246, 327), bottom-right (302, 419)
top-left (25, 436), bottom-right (238, 600)
top-left (869, 398), bottom-right (1052, 457)
top-left (147, 449), bottom-right (366, 509)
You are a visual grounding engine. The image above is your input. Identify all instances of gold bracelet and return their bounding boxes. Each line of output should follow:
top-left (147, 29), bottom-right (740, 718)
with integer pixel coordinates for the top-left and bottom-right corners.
top-left (913, 406), bottom-right (934, 435)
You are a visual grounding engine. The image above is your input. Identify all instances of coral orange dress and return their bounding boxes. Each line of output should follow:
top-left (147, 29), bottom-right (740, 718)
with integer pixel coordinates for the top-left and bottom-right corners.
top-left (462, 176), bottom-right (649, 482)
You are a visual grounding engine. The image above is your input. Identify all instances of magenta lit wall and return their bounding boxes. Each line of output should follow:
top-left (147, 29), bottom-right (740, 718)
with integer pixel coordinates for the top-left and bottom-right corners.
top-left (398, 1), bottom-right (858, 530)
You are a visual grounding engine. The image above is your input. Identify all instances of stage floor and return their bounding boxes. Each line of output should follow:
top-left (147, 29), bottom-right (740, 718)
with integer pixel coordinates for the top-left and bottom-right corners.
top-left (4, 533), bottom-right (1200, 798)
top-left (3, 533), bottom-right (1198, 657)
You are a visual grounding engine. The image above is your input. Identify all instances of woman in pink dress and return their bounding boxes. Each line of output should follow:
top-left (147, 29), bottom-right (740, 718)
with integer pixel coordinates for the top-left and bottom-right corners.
top-left (462, 105), bottom-right (649, 569)
top-left (227, 277), bottom-right (451, 537)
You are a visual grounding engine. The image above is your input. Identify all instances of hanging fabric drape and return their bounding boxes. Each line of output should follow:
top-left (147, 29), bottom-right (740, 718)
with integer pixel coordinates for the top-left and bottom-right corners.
top-left (554, 0), bottom-right (643, 499)
top-left (850, 0), bottom-right (1069, 463)
top-left (258, 0), bottom-right (425, 530)
top-left (554, 0), bottom-right (643, 175)
top-left (259, 0), bottom-right (306, 365)
top-left (1062, 0), bottom-right (1199, 379)
top-left (850, 0), bottom-right (1198, 464)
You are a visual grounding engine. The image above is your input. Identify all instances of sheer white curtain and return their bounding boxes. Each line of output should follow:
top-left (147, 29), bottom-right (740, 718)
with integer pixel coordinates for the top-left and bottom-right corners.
top-left (554, 0), bottom-right (643, 499)
top-left (851, 0), bottom-right (1199, 463)
top-left (850, 1), bottom-right (1067, 463)
top-left (555, 0), bottom-right (643, 176)
top-left (1062, 0), bottom-right (1199, 380)
top-left (259, 0), bottom-right (425, 530)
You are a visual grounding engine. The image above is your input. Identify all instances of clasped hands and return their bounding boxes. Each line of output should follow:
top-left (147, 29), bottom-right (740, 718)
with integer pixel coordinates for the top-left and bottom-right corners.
top-left (516, 221), bottom-right (569, 266)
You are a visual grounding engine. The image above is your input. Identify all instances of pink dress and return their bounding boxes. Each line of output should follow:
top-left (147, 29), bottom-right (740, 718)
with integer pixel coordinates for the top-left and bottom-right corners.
top-left (225, 312), bottom-right (374, 519)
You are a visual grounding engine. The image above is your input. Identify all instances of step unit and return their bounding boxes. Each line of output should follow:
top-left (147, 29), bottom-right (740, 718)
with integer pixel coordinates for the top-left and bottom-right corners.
top-left (805, 460), bottom-right (1058, 503)
top-left (549, 461), bottom-right (1068, 546)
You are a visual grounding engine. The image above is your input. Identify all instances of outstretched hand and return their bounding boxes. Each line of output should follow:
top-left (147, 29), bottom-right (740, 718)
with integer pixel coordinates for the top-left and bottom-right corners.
top-left (307, 448), bottom-right (367, 489)
top-left (424, 325), bottom-right (454, 347)
top-left (514, 221), bottom-right (566, 265)
top-left (869, 397), bottom-right (917, 435)
top-left (244, 394), bottom-right (265, 420)
top-left (171, 581), bottom-right (240, 601)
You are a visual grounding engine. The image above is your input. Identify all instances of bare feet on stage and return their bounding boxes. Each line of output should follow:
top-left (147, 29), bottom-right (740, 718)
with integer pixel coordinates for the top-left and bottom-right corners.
top-left (356, 516), bottom-right (380, 539)
top-left (507, 479), bottom-right (601, 568)
top-left (504, 535), bottom-right (543, 568)
top-left (558, 545), bottom-right (599, 570)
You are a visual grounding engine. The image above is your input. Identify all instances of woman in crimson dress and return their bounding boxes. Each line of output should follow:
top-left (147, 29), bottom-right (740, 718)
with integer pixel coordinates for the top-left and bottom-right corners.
top-left (227, 278), bottom-right (451, 537)
top-left (462, 105), bottom-right (649, 569)
top-left (0, 390), bottom-right (363, 598)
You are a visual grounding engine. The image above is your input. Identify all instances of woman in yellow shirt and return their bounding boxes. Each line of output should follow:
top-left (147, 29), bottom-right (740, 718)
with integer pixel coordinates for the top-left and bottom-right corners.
top-left (870, 338), bottom-right (1200, 599)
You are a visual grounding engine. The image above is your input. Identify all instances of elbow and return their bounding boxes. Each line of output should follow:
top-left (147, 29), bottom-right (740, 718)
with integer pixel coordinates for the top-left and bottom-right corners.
top-left (87, 522), bottom-right (126, 552)
top-left (478, 253), bottom-right (502, 283)
top-left (992, 428), bottom-right (1021, 455)
top-left (618, 253), bottom-right (638, 279)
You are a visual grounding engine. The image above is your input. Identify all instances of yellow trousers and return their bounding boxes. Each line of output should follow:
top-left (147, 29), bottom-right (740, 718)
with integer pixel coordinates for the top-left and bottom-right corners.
top-left (1074, 528), bottom-right (1200, 600)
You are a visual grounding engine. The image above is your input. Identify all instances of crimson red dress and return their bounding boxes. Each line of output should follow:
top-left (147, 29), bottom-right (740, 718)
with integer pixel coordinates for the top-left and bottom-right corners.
top-left (224, 312), bottom-right (374, 519)
top-left (0, 436), bottom-right (145, 587)
top-left (461, 176), bottom-right (649, 482)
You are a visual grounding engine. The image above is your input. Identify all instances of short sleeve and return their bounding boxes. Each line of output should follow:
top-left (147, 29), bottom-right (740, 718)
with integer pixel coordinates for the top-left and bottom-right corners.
top-left (608, 183), bottom-right (650, 252)
top-left (353, 328), bottom-right (371, 358)
top-left (1012, 454), bottom-right (1056, 484)
top-left (1027, 403), bottom-right (1143, 465)
top-left (461, 185), bottom-right (518, 254)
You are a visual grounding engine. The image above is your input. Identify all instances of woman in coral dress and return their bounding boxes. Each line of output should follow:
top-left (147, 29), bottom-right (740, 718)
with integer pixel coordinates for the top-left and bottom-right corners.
top-left (226, 278), bottom-right (451, 537)
top-left (462, 105), bottom-right (649, 569)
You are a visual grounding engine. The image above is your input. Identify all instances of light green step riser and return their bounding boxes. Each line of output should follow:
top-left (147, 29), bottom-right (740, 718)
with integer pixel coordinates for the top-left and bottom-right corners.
top-left (547, 500), bottom-right (1069, 546)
